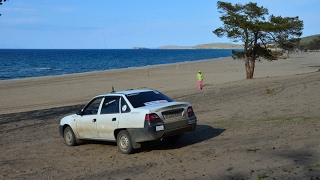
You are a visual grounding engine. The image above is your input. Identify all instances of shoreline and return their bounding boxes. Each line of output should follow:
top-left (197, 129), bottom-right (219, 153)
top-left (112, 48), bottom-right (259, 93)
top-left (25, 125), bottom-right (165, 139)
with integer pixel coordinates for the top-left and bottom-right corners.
top-left (0, 55), bottom-right (235, 82)
top-left (0, 52), bottom-right (319, 114)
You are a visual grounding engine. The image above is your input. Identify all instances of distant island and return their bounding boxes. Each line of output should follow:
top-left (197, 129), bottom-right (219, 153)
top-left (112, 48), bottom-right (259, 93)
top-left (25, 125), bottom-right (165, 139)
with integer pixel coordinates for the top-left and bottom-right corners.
top-left (132, 47), bottom-right (150, 49)
top-left (133, 43), bottom-right (243, 49)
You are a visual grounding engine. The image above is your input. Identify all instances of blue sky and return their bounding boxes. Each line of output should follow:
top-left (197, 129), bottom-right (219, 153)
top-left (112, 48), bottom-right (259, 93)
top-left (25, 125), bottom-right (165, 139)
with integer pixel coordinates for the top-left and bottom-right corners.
top-left (0, 0), bottom-right (319, 49)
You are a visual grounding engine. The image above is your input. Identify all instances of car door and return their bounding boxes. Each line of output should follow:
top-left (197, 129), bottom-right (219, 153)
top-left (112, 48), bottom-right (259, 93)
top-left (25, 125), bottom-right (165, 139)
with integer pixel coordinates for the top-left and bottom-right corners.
top-left (96, 96), bottom-right (121, 140)
top-left (76, 97), bottom-right (103, 139)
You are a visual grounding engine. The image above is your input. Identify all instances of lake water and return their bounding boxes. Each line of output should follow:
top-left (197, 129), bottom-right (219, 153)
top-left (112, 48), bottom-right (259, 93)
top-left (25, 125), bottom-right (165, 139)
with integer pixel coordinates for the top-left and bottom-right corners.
top-left (0, 49), bottom-right (234, 80)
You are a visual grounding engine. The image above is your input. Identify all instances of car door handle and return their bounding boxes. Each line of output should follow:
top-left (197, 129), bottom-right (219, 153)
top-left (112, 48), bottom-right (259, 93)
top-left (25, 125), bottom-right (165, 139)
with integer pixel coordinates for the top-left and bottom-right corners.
top-left (92, 119), bottom-right (96, 122)
top-left (112, 118), bottom-right (116, 121)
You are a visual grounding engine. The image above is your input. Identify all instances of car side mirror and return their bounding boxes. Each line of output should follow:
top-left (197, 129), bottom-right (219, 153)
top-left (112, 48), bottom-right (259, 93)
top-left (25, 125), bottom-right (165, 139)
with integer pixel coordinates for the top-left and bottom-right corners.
top-left (76, 110), bottom-right (83, 116)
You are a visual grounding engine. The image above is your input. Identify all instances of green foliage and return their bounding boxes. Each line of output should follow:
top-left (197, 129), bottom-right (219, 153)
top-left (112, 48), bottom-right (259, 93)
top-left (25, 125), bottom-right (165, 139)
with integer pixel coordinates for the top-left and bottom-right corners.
top-left (226, 167), bottom-right (234, 171)
top-left (300, 36), bottom-right (320, 50)
top-left (265, 86), bottom-right (275, 95)
top-left (232, 47), bottom-right (280, 61)
top-left (258, 173), bottom-right (269, 179)
top-left (300, 34), bottom-right (320, 44)
top-left (0, 0), bottom-right (9, 16)
top-left (213, 1), bottom-right (303, 79)
top-left (306, 163), bottom-right (320, 172)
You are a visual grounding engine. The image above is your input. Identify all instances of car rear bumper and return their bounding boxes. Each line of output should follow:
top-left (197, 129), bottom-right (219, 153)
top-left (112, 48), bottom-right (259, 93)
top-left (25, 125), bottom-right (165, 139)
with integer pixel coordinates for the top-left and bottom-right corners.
top-left (162, 123), bottom-right (196, 138)
top-left (128, 117), bottom-right (197, 143)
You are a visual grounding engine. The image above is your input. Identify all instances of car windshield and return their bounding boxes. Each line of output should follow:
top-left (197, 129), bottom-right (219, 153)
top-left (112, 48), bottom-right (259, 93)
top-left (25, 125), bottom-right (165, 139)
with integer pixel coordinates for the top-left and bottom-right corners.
top-left (126, 90), bottom-right (173, 108)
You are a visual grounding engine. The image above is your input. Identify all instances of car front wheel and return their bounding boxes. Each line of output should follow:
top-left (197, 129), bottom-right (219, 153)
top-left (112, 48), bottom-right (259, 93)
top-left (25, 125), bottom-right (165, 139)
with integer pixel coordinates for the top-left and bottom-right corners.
top-left (64, 126), bottom-right (77, 146)
top-left (117, 130), bottom-right (133, 154)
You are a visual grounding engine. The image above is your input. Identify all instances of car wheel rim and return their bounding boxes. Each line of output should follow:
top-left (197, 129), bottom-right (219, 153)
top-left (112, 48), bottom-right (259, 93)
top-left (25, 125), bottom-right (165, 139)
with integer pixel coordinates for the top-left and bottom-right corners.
top-left (119, 135), bottom-right (129, 150)
top-left (65, 130), bottom-right (73, 144)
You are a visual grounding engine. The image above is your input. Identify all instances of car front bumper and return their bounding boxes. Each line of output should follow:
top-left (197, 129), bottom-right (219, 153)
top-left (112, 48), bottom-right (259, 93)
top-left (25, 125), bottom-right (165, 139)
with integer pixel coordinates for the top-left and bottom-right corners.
top-left (59, 125), bottom-right (64, 137)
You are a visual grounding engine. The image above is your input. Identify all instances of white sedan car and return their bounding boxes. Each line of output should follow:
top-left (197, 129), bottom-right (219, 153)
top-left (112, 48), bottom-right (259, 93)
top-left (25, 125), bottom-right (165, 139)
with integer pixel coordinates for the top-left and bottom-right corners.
top-left (59, 89), bottom-right (197, 154)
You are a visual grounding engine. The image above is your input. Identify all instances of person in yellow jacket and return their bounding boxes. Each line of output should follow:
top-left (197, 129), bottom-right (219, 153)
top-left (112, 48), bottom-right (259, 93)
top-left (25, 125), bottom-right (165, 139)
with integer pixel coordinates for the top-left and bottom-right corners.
top-left (196, 71), bottom-right (204, 90)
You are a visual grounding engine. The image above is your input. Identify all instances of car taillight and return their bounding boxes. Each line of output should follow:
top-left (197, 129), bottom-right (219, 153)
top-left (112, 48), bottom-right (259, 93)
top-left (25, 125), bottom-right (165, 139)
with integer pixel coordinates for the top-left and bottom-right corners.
top-left (145, 113), bottom-right (160, 121)
top-left (187, 106), bottom-right (194, 116)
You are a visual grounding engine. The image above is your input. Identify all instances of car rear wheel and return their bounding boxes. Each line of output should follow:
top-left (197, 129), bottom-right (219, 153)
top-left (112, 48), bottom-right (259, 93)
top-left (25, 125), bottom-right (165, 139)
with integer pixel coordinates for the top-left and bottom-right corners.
top-left (64, 126), bottom-right (77, 146)
top-left (117, 130), bottom-right (133, 154)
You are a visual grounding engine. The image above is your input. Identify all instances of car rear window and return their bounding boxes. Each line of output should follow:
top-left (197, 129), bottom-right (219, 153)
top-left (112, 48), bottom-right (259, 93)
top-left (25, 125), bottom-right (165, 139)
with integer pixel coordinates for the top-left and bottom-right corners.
top-left (126, 90), bottom-right (173, 108)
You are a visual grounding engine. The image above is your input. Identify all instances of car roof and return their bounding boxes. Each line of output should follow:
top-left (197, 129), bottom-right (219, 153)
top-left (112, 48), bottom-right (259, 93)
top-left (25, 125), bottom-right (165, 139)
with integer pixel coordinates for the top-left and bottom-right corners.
top-left (96, 89), bottom-right (156, 98)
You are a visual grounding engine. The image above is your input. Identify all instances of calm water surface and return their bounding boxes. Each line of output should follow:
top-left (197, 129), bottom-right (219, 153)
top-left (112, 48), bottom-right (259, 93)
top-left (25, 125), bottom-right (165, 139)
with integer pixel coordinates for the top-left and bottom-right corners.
top-left (0, 49), bottom-right (234, 80)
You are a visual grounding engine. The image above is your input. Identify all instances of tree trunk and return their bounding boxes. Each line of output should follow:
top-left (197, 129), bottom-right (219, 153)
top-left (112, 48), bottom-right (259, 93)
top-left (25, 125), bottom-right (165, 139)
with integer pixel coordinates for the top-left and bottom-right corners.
top-left (245, 59), bottom-right (255, 79)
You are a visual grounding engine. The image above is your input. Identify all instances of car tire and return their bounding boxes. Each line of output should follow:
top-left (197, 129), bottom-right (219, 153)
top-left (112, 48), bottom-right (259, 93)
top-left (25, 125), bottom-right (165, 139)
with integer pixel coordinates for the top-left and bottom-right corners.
top-left (64, 126), bottom-right (77, 146)
top-left (117, 130), bottom-right (133, 154)
top-left (165, 134), bottom-right (181, 143)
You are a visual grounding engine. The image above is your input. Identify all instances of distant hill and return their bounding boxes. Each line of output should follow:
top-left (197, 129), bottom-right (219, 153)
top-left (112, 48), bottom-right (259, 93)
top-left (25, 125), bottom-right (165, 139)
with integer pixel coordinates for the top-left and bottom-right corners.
top-left (158, 43), bottom-right (243, 49)
top-left (143, 35), bottom-right (320, 50)
top-left (193, 43), bottom-right (243, 49)
top-left (157, 45), bottom-right (193, 49)
top-left (300, 34), bottom-right (320, 44)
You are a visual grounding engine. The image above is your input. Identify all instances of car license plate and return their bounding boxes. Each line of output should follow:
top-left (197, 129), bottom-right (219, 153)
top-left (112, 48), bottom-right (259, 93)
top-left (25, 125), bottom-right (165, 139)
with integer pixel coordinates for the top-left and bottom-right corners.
top-left (156, 125), bottom-right (164, 131)
top-left (163, 113), bottom-right (180, 119)
top-left (188, 119), bottom-right (196, 124)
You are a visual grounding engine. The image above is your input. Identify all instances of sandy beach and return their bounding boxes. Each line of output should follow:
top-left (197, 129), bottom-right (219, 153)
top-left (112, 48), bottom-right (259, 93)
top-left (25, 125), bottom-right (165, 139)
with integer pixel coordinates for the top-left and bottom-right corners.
top-left (0, 52), bottom-right (320, 179)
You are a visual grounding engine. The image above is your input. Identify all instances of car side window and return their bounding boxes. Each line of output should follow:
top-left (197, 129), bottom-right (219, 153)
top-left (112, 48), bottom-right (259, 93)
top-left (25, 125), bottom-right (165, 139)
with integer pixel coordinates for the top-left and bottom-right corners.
top-left (121, 97), bottom-right (131, 113)
top-left (83, 97), bottom-right (103, 115)
top-left (101, 97), bottom-right (120, 114)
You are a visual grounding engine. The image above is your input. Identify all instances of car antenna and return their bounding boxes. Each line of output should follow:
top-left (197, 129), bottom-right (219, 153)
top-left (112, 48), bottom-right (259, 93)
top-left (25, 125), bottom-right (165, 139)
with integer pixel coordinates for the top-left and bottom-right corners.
top-left (111, 85), bottom-right (115, 93)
